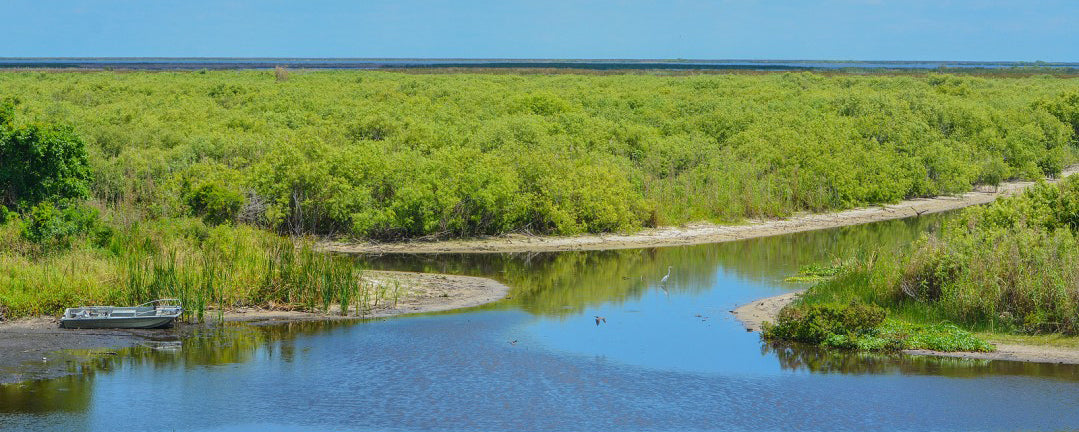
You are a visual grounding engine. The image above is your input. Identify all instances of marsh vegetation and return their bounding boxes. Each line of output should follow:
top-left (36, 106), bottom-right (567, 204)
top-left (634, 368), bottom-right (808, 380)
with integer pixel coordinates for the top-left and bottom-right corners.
top-left (793, 176), bottom-right (1079, 345)
top-left (1, 69), bottom-right (1076, 320)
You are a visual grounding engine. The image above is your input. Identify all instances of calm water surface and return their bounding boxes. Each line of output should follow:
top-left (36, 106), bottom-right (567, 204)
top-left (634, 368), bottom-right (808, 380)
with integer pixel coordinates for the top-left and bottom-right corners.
top-left (3, 215), bottom-right (1079, 431)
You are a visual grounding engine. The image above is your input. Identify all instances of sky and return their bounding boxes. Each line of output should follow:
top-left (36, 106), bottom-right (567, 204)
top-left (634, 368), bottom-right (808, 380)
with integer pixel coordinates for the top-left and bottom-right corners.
top-left (2, 0), bottom-right (1076, 61)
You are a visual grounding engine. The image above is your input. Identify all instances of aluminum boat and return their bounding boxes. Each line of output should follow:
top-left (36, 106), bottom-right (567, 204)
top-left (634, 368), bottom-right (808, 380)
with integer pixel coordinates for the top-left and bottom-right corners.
top-left (60, 299), bottom-right (183, 329)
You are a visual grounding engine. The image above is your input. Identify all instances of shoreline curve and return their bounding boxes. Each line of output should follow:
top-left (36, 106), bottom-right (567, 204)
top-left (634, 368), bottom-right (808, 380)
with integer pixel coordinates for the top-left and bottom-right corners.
top-left (731, 290), bottom-right (1079, 365)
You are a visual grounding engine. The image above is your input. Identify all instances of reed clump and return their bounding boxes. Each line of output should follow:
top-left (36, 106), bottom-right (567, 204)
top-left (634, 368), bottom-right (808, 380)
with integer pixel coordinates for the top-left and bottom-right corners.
top-left (0, 215), bottom-right (374, 322)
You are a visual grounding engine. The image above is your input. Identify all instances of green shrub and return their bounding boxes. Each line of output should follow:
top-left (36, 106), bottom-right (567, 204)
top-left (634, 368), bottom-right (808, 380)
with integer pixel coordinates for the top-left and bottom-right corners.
top-left (1035, 91), bottom-right (1079, 140)
top-left (0, 118), bottom-right (92, 210)
top-left (0, 96), bottom-right (17, 126)
top-left (0, 205), bottom-right (15, 225)
top-left (763, 302), bottom-right (885, 345)
top-left (19, 201), bottom-right (98, 247)
top-left (873, 321), bottom-right (995, 352)
top-left (2, 71), bottom-right (1075, 239)
top-left (763, 301), bottom-right (993, 352)
top-left (182, 176), bottom-right (244, 225)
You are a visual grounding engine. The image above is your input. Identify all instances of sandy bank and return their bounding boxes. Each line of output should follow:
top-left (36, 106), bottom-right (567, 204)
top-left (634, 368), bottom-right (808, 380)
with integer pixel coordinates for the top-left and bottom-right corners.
top-left (731, 289), bottom-right (1079, 365)
top-left (223, 270), bottom-right (510, 325)
top-left (0, 271), bottom-right (510, 384)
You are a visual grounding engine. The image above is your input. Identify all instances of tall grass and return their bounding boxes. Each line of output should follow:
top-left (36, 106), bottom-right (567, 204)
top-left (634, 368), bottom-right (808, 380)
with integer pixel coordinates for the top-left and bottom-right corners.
top-left (805, 177), bottom-right (1079, 335)
top-left (0, 215), bottom-right (375, 322)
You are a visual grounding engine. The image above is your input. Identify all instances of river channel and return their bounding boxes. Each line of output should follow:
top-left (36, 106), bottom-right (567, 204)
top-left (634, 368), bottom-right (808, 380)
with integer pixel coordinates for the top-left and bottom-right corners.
top-left (3, 214), bottom-right (1079, 431)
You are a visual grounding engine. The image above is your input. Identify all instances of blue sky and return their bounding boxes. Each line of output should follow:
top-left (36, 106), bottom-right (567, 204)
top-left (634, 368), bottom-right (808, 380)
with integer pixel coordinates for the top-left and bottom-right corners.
top-left (3, 0), bottom-right (1076, 61)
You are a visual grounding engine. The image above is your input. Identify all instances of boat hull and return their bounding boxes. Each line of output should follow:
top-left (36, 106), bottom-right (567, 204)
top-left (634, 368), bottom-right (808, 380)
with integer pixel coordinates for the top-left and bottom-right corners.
top-left (60, 316), bottom-right (178, 329)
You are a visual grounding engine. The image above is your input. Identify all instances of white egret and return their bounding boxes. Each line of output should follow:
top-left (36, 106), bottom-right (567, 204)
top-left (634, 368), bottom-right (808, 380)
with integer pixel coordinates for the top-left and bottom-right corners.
top-left (660, 266), bottom-right (672, 284)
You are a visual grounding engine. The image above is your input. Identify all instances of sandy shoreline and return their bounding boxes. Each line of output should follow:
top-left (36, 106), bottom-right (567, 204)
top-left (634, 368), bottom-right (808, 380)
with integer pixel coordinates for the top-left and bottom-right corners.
top-left (0, 270), bottom-right (510, 384)
top-left (731, 289), bottom-right (1079, 365)
top-left (325, 167), bottom-right (1078, 255)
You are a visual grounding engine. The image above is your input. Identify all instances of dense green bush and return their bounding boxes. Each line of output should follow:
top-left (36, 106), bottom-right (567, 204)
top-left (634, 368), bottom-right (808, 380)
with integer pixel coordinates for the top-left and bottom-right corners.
top-left (0, 71), bottom-right (1074, 239)
top-left (762, 301), bottom-right (993, 352)
top-left (19, 201), bottom-right (99, 248)
top-left (1035, 91), bottom-right (1079, 141)
top-left (0, 110), bottom-right (92, 211)
top-left (763, 302), bottom-right (885, 345)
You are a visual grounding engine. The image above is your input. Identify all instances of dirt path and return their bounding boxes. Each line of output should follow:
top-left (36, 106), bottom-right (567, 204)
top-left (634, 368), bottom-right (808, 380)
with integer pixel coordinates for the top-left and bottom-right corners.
top-left (731, 289), bottom-right (1079, 365)
top-left (0, 271), bottom-right (510, 384)
top-left (325, 167), bottom-right (1078, 255)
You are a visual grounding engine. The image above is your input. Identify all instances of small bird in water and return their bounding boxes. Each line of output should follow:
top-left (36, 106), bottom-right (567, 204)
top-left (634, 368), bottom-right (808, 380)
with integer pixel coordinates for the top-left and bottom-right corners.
top-left (509, 340), bottom-right (518, 345)
top-left (594, 316), bottom-right (606, 326)
top-left (660, 266), bottom-right (672, 285)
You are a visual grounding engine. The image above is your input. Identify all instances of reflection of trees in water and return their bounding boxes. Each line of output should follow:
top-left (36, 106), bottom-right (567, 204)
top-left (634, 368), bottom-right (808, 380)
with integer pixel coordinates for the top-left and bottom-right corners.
top-left (704, 215), bottom-right (942, 283)
top-left (764, 342), bottom-right (1079, 380)
top-left (0, 320), bottom-right (353, 414)
top-left (765, 342), bottom-right (913, 375)
top-left (359, 214), bottom-right (946, 316)
top-left (0, 374), bottom-right (93, 415)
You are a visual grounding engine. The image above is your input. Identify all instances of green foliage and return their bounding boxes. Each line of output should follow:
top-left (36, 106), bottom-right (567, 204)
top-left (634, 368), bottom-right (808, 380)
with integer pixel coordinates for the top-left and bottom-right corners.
top-left (0, 71), bottom-right (1073, 239)
top-left (19, 201), bottom-right (98, 248)
top-left (763, 301), bottom-right (993, 352)
top-left (809, 176), bottom-right (1079, 336)
top-left (180, 165), bottom-right (244, 225)
top-left (819, 320), bottom-right (993, 352)
top-left (762, 302), bottom-right (885, 345)
top-left (0, 215), bottom-right (386, 320)
top-left (783, 261), bottom-right (849, 283)
top-left (0, 119), bottom-right (92, 211)
top-left (1035, 91), bottom-right (1079, 141)
top-left (0, 96), bottom-right (17, 126)
top-left (0, 205), bottom-right (15, 225)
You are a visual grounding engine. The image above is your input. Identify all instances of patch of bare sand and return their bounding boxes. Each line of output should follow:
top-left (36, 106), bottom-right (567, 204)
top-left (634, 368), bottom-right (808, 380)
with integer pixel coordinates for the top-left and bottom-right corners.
top-left (731, 290), bottom-right (1079, 365)
top-left (730, 290), bottom-right (804, 333)
top-left (0, 271), bottom-right (510, 383)
top-left (223, 270), bottom-right (510, 324)
top-left (325, 167), bottom-right (1078, 255)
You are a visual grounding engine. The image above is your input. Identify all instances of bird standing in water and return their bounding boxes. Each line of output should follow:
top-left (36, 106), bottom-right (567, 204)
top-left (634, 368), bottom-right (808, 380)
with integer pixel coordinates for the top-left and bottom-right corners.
top-left (660, 266), bottom-right (672, 284)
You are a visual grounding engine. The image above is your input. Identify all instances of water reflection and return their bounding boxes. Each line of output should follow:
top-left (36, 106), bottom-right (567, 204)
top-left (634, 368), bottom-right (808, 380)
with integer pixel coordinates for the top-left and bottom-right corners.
top-left (361, 215), bottom-right (944, 316)
top-left (765, 342), bottom-right (1079, 380)
top-left (0, 320), bottom-right (361, 415)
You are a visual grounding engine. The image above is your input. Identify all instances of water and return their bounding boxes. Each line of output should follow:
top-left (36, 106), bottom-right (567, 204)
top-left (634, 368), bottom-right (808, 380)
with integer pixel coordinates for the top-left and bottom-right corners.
top-left (1, 58), bottom-right (1077, 72)
top-left (3, 214), bottom-right (1079, 431)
